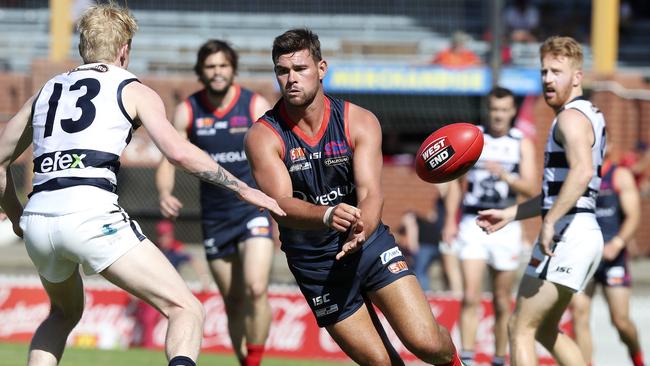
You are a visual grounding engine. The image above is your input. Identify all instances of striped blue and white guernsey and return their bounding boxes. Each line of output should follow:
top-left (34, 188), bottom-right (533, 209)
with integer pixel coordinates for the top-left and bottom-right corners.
top-left (542, 97), bottom-right (606, 216)
top-left (462, 126), bottom-right (524, 214)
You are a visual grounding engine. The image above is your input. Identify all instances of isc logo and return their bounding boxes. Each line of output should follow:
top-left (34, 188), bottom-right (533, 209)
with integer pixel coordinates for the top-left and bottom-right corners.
top-left (420, 137), bottom-right (455, 171)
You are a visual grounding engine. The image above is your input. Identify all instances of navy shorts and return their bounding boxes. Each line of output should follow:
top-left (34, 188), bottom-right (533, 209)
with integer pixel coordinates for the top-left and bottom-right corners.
top-left (202, 210), bottom-right (272, 260)
top-left (593, 247), bottom-right (631, 287)
top-left (287, 225), bottom-right (414, 327)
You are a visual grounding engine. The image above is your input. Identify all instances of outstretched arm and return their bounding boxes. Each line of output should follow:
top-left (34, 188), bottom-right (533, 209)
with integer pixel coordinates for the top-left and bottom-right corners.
top-left (123, 82), bottom-right (285, 216)
top-left (476, 194), bottom-right (541, 234)
top-left (155, 101), bottom-right (190, 219)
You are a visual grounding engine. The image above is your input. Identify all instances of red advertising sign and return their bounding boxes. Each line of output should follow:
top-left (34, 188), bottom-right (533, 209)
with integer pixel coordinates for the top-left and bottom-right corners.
top-left (0, 279), bottom-right (567, 365)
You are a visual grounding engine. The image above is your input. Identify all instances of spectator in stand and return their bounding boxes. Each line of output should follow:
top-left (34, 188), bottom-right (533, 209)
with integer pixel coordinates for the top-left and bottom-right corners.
top-left (432, 31), bottom-right (482, 68)
top-left (399, 182), bottom-right (463, 294)
top-left (132, 220), bottom-right (211, 349)
top-left (504, 0), bottom-right (540, 42)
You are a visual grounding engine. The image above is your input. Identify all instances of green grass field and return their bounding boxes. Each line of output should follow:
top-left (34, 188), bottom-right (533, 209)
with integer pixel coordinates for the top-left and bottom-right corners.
top-left (0, 342), bottom-right (354, 366)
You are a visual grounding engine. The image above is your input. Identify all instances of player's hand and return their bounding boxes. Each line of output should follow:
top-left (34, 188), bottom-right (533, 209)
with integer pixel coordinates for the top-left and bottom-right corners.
top-left (484, 160), bottom-right (505, 177)
top-left (237, 185), bottom-right (286, 217)
top-left (602, 237), bottom-right (624, 261)
top-left (476, 207), bottom-right (514, 234)
top-left (328, 203), bottom-right (362, 233)
top-left (159, 194), bottom-right (183, 219)
top-left (336, 221), bottom-right (365, 260)
top-left (442, 220), bottom-right (458, 244)
top-left (538, 220), bottom-right (556, 257)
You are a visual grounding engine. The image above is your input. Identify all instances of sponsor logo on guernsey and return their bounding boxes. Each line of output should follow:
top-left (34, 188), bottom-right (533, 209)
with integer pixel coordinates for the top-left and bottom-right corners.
top-left (293, 184), bottom-right (354, 205)
top-left (380, 246), bottom-right (403, 264)
top-left (35, 150), bottom-right (86, 173)
top-left (324, 141), bottom-right (348, 156)
top-left (289, 162), bottom-right (312, 172)
top-left (387, 260), bottom-right (409, 274)
top-left (421, 137), bottom-right (455, 171)
top-left (210, 150), bottom-right (246, 163)
top-left (229, 115), bottom-right (248, 133)
top-left (324, 156), bottom-right (350, 167)
top-left (290, 147), bottom-right (306, 162)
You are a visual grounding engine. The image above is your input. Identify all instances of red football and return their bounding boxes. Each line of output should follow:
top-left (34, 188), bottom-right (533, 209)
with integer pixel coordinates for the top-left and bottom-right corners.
top-left (415, 123), bottom-right (484, 183)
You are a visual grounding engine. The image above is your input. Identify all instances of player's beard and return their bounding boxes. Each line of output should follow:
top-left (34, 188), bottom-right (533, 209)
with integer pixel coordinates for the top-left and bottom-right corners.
top-left (204, 76), bottom-right (233, 97)
top-left (283, 86), bottom-right (318, 108)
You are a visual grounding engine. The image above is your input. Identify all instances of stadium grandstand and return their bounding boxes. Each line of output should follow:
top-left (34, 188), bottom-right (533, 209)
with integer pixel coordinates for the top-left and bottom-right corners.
top-left (1, 1), bottom-right (650, 365)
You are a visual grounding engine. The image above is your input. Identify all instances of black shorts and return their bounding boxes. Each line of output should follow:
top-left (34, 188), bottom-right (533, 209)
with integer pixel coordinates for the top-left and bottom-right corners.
top-left (202, 210), bottom-right (272, 260)
top-left (287, 225), bottom-right (413, 327)
top-left (593, 247), bottom-right (631, 287)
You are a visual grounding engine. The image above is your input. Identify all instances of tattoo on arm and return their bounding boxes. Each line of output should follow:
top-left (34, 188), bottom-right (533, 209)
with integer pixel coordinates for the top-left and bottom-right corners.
top-left (195, 166), bottom-right (240, 193)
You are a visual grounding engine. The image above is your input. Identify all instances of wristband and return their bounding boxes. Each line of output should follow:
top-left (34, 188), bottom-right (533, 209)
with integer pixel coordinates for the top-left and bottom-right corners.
top-left (323, 206), bottom-right (335, 227)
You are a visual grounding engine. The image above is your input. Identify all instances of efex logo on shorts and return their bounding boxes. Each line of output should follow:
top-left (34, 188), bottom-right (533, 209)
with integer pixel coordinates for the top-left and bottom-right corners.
top-left (420, 137), bottom-right (455, 171)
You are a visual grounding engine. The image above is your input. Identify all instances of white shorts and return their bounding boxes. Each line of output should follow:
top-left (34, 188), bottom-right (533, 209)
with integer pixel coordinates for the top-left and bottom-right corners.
top-left (457, 214), bottom-right (523, 271)
top-left (524, 213), bottom-right (603, 292)
top-left (20, 203), bottom-right (146, 283)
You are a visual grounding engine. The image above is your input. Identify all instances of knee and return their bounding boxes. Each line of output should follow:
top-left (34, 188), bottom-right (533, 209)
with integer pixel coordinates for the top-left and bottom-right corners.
top-left (610, 313), bottom-right (631, 331)
top-left (223, 292), bottom-right (245, 314)
top-left (359, 351), bottom-right (393, 366)
top-left (184, 296), bottom-right (206, 324)
top-left (411, 342), bottom-right (455, 364)
top-left (51, 302), bottom-right (83, 330)
top-left (405, 328), bottom-right (455, 364)
top-left (493, 294), bottom-right (511, 317)
top-left (462, 292), bottom-right (481, 309)
top-left (246, 280), bottom-right (269, 302)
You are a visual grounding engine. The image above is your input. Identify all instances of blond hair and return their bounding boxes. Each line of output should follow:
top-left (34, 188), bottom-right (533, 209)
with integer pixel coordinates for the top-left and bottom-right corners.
top-left (539, 36), bottom-right (583, 69)
top-left (77, 3), bottom-right (138, 63)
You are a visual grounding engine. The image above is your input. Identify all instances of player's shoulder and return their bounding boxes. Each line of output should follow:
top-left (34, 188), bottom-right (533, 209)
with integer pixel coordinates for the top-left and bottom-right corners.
top-left (346, 101), bottom-right (379, 124)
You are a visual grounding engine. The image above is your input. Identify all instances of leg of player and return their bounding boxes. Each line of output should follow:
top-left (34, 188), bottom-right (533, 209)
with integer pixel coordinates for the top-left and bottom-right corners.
top-left (569, 282), bottom-right (596, 364)
top-left (603, 285), bottom-right (645, 366)
top-left (441, 249), bottom-right (463, 295)
top-left (509, 276), bottom-right (585, 366)
top-left (460, 258), bottom-right (487, 364)
top-left (27, 272), bottom-right (84, 366)
top-left (490, 268), bottom-right (517, 366)
top-left (326, 301), bottom-right (404, 366)
top-left (368, 276), bottom-right (462, 365)
top-left (101, 239), bottom-right (205, 365)
top-left (209, 256), bottom-right (247, 361)
top-left (241, 236), bottom-right (274, 366)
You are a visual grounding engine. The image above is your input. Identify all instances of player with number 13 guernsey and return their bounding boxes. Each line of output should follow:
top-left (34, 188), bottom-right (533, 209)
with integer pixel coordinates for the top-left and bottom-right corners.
top-left (0, 4), bottom-right (284, 366)
top-left (245, 28), bottom-right (464, 365)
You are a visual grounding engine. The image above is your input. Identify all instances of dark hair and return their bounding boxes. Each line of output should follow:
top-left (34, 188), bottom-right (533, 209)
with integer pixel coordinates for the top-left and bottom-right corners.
top-left (488, 86), bottom-right (515, 100)
top-left (272, 28), bottom-right (322, 64)
top-left (194, 39), bottom-right (238, 76)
